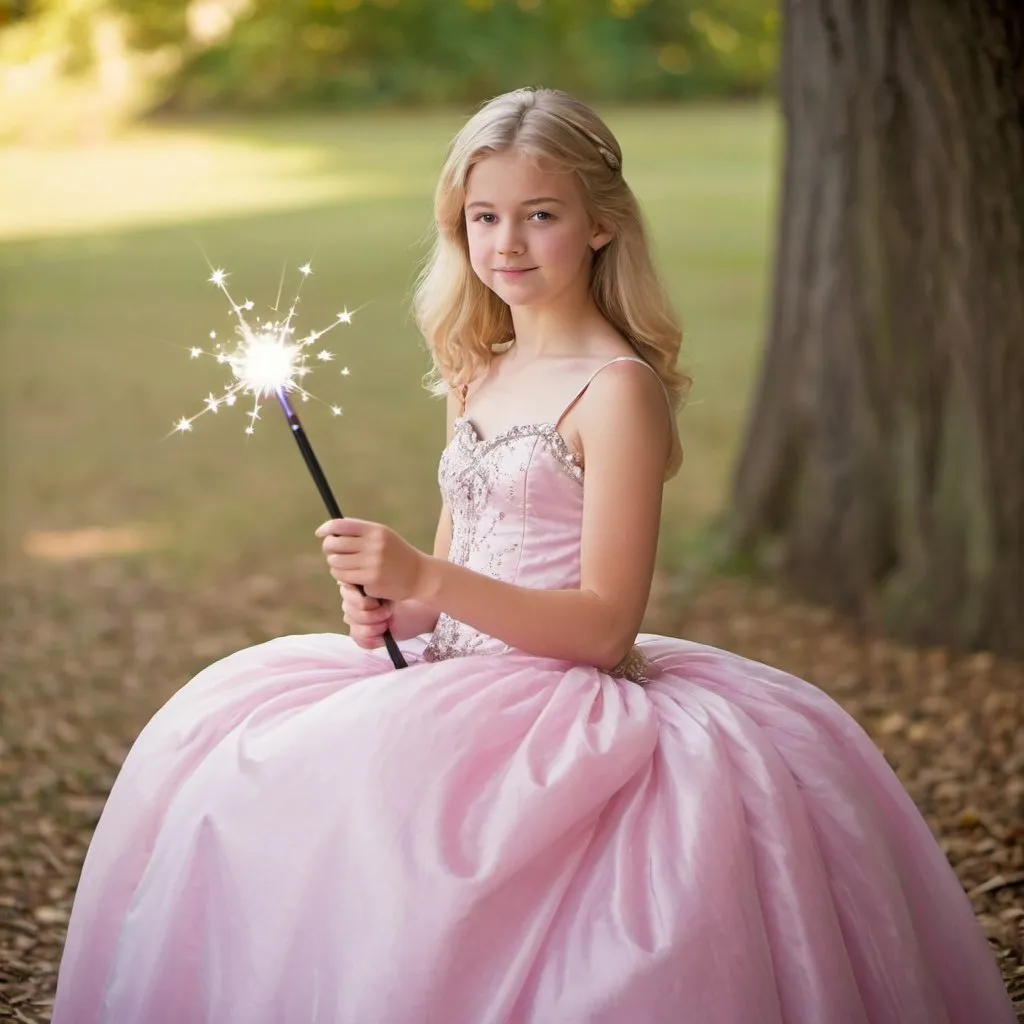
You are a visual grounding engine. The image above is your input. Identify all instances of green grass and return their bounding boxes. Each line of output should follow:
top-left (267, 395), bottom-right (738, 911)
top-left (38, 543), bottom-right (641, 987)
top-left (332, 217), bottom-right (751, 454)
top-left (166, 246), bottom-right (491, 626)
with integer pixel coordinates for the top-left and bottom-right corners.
top-left (0, 102), bottom-right (779, 583)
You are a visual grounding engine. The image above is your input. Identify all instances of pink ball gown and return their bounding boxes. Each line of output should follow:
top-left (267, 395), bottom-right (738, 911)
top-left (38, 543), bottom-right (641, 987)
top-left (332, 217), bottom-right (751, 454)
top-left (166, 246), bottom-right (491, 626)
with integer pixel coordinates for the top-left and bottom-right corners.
top-left (54, 359), bottom-right (1014, 1023)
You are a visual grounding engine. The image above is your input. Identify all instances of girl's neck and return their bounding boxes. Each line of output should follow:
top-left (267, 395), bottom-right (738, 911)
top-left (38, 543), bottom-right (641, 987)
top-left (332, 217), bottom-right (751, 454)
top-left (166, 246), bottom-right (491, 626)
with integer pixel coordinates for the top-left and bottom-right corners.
top-left (507, 293), bottom-right (608, 361)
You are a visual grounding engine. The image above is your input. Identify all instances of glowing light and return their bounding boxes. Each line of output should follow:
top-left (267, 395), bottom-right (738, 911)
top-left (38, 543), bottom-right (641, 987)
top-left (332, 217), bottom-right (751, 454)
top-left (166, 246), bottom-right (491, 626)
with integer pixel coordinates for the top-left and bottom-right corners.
top-left (173, 263), bottom-right (357, 436)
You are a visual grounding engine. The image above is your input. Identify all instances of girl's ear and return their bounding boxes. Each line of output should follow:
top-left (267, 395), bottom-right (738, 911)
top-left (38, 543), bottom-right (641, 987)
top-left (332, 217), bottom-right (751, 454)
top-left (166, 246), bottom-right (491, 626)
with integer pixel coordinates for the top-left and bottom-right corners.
top-left (590, 223), bottom-right (613, 252)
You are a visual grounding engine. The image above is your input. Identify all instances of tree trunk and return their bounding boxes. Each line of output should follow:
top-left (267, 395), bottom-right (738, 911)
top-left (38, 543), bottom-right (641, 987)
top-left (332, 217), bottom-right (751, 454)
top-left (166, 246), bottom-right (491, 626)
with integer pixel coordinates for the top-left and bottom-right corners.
top-left (729, 0), bottom-right (1024, 656)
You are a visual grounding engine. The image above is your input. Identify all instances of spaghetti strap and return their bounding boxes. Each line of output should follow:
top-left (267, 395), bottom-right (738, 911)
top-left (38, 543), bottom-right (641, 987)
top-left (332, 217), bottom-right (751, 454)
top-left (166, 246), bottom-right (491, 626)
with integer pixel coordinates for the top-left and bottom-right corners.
top-left (553, 356), bottom-right (664, 429)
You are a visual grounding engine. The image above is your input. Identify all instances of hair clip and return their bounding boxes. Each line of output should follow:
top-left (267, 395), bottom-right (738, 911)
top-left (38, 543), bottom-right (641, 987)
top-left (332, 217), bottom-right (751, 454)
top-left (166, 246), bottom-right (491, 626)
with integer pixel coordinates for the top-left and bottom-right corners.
top-left (596, 145), bottom-right (621, 172)
top-left (549, 109), bottom-right (621, 174)
top-left (578, 126), bottom-right (620, 172)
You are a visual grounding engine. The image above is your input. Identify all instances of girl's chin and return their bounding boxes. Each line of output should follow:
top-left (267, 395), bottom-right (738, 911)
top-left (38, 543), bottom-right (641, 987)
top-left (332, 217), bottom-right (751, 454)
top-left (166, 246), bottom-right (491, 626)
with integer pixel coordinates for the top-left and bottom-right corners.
top-left (490, 281), bottom-right (549, 307)
top-left (497, 293), bottom-right (549, 311)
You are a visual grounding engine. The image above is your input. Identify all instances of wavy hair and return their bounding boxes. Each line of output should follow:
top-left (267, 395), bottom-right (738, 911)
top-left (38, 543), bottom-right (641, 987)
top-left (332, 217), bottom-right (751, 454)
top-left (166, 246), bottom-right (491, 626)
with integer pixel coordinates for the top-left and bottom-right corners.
top-left (413, 87), bottom-right (690, 412)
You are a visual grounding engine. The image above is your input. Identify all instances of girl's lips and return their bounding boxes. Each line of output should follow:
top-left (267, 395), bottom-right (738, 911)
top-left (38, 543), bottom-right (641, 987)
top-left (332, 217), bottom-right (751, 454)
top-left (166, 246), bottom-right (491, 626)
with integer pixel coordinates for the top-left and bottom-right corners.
top-left (495, 267), bottom-right (537, 276)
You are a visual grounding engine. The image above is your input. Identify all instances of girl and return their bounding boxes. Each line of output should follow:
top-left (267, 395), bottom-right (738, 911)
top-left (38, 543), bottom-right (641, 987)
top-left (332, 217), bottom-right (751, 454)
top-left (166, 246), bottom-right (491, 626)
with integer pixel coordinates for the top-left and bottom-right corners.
top-left (54, 88), bottom-right (1013, 1023)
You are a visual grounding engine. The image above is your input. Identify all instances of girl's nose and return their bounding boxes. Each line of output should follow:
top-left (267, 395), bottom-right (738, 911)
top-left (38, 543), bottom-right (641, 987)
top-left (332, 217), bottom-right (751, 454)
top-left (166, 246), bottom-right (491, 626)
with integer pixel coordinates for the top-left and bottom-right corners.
top-left (497, 226), bottom-right (525, 256)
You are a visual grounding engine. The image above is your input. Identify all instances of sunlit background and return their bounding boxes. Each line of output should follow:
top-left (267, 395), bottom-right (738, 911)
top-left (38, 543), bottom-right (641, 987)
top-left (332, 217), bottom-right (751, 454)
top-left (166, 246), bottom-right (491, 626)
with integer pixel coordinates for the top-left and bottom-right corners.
top-left (1, 0), bottom-right (778, 583)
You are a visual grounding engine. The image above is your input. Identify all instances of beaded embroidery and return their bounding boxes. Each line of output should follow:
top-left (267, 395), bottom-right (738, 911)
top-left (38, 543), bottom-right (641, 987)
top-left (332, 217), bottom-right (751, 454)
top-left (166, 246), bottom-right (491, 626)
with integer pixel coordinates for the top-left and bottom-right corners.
top-left (453, 418), bottom-right (584, 482)
top-left (610, 645), bottom-right (650, 685)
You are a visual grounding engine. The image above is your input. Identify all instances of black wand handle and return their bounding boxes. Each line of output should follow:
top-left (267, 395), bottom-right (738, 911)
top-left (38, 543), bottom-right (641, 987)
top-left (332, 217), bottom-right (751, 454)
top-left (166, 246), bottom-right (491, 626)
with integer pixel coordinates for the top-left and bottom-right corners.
top-left (276, 395), bottom-right (407, 670)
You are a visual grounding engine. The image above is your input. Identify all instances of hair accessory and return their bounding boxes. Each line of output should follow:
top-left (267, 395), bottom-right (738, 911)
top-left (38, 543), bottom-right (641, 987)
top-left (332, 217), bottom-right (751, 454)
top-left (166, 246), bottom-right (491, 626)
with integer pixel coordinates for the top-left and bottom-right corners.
top-left (546, 108), bottom-right (621, 174)
top-left (594, 143), bottom-right (621, 172)
top-left (576, 126), bottom-right (620, 172)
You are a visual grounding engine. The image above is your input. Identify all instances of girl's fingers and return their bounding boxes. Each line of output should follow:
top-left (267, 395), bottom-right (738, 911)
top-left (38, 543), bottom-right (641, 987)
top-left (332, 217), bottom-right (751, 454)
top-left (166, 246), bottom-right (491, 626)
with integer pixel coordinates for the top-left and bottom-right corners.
top-left (315, 519), bottom-right (344, 538)
top-left (351, 624), bottom-right (388, 641)
top-left (340, 585), bottom-right (382, 611)
top-left (343, 605), bottom-right (392, 625)
top-left (315, 518), bottom-right (372, 539)
top-left (321, 535), bottom-right (362, 555)
top-left (327, 553), bottom-right (362, 571)
top-left (354, 636), bottom-right (384, 650)
top-left (330, 562), bottom-right (381, 594)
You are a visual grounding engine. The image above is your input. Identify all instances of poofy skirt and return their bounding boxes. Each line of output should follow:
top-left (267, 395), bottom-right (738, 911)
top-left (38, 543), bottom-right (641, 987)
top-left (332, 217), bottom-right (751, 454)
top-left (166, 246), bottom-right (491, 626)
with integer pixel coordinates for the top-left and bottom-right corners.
top-left (52, 633), bottom-right (1015, 1023)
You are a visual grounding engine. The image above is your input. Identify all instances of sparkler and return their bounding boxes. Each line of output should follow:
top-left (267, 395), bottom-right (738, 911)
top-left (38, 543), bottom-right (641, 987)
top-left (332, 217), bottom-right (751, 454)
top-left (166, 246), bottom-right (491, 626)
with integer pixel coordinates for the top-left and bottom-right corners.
top-left (176, 263), bottom-right (407, 670)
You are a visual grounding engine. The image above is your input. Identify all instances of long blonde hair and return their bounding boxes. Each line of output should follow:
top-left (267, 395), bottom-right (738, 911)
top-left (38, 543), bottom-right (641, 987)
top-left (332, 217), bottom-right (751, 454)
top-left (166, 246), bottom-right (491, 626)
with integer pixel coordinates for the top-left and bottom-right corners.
top-left (413, 87), bottom-right (690, 411)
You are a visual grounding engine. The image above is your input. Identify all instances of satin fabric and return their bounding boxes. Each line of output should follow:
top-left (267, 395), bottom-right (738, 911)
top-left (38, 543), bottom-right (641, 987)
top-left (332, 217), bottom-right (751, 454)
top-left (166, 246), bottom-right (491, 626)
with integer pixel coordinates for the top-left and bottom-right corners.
top-left (53, 360), bottom-right (1014, 1022)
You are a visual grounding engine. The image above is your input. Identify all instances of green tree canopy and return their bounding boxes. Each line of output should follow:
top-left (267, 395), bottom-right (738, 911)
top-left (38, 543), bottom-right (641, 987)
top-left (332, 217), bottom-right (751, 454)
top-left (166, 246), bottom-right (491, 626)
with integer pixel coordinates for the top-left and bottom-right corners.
top-left (5, 0), bottom-right (778, 111)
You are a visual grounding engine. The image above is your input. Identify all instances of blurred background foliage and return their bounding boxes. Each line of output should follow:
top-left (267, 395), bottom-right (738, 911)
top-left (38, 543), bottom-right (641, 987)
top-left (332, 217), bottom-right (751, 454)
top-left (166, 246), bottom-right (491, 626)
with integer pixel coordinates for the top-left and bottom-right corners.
top-left (0, 0), bottom-right (780, 578)
top-left (2, 0), bottom-right (777, 137)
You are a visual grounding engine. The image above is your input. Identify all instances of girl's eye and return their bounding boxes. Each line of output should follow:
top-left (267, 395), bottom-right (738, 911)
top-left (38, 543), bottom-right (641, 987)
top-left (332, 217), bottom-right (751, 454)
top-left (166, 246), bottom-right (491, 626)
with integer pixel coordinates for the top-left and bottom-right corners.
top-left (473, 213), bottom-right (497, 224)
top-left (529, 211), bottom-right (553, 221)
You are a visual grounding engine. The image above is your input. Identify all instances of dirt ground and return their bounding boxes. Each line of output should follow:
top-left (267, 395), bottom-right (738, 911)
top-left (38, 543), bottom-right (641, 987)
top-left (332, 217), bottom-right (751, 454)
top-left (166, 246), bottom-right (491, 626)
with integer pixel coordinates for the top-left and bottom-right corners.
top-left (2, 558), bottom-right (1021, 1021)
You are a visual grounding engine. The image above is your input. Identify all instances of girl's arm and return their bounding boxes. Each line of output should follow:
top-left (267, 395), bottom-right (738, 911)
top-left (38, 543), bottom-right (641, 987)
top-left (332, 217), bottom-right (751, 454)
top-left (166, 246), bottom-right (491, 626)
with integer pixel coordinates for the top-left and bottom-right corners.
top-left (413, 362), bottom-right (671, 670)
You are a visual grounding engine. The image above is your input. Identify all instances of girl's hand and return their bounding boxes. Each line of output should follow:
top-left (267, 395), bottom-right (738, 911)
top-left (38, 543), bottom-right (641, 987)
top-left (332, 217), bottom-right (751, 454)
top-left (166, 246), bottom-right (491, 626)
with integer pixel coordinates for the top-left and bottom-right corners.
top-left (337, 584), bottom-right (392, 650)
top-left (315, 519), bottom-right (428, 603)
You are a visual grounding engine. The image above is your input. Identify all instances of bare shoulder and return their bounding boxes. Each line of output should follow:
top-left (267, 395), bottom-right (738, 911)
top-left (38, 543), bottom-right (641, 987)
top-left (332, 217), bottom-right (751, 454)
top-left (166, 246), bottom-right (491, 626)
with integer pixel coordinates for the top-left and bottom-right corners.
top-left (582, 357), bottom-right (671, 429)
top-left (570, 358), bottom-right (671, 471)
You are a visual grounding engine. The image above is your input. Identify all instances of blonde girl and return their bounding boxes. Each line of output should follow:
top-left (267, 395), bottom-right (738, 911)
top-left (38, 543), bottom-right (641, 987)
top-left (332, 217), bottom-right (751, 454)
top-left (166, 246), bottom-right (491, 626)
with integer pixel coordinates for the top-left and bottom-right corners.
top-left (54, 88), bottom-right (1015, 1024)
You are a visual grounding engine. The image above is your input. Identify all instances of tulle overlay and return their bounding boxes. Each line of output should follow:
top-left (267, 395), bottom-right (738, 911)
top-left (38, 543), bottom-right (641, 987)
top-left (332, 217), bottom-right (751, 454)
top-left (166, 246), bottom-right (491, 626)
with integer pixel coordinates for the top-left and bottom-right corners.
top-left (54, 635), bottom-right (1013, 1023)
top-left (54, 360), bottom-right (1014, 1022)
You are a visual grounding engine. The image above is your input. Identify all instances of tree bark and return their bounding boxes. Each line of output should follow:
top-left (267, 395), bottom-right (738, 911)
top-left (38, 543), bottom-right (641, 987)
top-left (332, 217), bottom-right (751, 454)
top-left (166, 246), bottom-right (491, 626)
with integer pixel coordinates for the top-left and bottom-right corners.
top-left (729, 0), bottom-right (1024, 655)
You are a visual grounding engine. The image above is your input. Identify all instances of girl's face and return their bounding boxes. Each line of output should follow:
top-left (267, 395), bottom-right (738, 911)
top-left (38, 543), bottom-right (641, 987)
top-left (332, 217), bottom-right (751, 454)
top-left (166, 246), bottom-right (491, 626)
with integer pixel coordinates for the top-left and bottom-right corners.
top-left (463, 148), bottom-right (610, 311)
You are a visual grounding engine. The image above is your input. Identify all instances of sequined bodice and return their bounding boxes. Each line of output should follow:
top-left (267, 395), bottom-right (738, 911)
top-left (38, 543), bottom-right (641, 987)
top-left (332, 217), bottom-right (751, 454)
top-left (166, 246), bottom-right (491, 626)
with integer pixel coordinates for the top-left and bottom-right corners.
top-left (421, 356), bottom-right (660, 683)
top-left (423, 417), bottom-right (586, 663)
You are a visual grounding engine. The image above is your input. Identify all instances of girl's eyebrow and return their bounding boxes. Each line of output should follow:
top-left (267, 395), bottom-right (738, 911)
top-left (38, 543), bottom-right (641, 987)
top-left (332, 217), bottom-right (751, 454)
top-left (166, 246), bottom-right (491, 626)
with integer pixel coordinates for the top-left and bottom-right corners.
top-left (465, 197), bottom-right (567, 210)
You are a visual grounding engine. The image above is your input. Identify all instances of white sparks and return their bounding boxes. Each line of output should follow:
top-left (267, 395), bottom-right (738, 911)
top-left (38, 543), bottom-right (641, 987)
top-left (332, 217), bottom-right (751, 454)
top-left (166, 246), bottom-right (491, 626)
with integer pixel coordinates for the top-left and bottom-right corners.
top-left (180, 263), bottom-right (357, 435)
top-left (340, 367), bottom-right (350, 376)
top-left (232, 333), bottom-right (301, 392)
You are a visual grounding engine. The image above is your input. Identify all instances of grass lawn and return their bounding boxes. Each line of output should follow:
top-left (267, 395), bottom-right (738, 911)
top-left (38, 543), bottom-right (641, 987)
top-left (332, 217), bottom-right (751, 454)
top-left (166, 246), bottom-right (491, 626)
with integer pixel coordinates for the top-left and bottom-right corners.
top-left (0, 102), bottom-right (779, 584)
